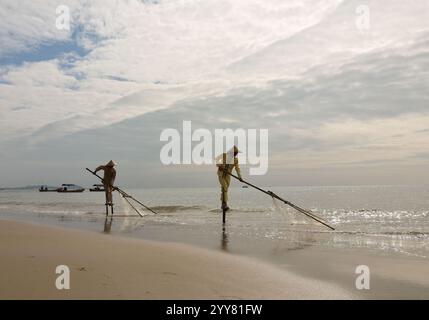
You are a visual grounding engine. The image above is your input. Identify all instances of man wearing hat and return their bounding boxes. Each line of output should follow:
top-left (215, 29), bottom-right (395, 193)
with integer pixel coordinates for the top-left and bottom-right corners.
top-left (95, 160), bottom-right (117, 212)
top-left (216, 146), bottom-right (243, 212)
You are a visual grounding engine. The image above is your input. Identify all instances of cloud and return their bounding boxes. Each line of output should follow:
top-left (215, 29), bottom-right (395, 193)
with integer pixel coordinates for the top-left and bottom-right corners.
top-left (67, 0), bottom-right (341, 83)
top-left (0, 0), bottom-right (340, 141)
top-left (0, 0), bottom-right (81, 57)
top-left (0, 0), bottom-right (428, 186)
top-left (0, 59), bottom-right (127, 142)
top-left (227, 0), bottom-right (429, 79)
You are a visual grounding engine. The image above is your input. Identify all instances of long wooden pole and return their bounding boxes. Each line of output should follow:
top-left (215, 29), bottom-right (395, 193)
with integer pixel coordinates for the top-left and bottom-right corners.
top-left (85, 168), bottom-right (157, 215)
top-left (228, 173), bottom-right (335, 230)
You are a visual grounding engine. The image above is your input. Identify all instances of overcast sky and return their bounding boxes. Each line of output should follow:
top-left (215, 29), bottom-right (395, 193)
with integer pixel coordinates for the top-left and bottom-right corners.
top-left (0, 0), bottom-right (428, 188)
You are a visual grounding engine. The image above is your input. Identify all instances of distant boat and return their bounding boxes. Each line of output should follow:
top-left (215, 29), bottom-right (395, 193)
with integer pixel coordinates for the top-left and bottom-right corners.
top-left (89, 184), bottom-right (105, 192)
top-left (242, 185), bottom-right (249, 189)
top-left (39, 185), bottom-right (58, 192)
top-left (57, 184), bottom-right (85, 193)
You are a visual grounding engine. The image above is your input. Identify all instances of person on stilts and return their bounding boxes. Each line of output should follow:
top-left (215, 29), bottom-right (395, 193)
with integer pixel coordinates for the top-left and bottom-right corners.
top-left (95, 160), bottom-right (117, 216)
top-left (216, 146), bottom-right (243, 214)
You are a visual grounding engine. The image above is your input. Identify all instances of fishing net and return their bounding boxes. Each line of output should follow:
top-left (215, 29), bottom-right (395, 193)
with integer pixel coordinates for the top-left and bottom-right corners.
top-left (121, 195), bottom-right (134, 216)
top-left (272, 197), bottom-right (315, 226)
top-left (119, 194), bottom-right (145, 232)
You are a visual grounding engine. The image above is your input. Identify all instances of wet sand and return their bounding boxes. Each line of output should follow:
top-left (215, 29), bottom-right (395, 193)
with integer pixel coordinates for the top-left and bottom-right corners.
top-left (282, 247), bottom-right (429, 299)
top-left (0, 219), bottom-right (356, 300)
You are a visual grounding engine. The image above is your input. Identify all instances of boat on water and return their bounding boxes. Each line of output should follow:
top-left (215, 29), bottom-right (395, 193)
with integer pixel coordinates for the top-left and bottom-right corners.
top-left (57, 184), bottom-right (85, 193)
top-left (89, 184), bottom-right (105, 192)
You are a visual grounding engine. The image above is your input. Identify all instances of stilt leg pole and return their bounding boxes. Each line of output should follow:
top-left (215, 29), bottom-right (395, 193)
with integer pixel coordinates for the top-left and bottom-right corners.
top-left (221, 190), bottom-right (226, 224)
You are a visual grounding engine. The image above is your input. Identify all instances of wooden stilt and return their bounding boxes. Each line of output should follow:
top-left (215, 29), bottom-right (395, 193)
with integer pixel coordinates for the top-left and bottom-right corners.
top-left (221, 152), bottom-right (227, 225)
top-left (222, 208), bottom-right (226, 224)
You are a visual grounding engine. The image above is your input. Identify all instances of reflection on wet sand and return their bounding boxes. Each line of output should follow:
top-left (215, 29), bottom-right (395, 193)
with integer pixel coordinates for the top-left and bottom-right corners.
top-left (102, 215), bottom-right (145, 234)
top-left (103, 216), bottom-right (113, 234)
top-left (270, 228), bottom-right (317, 255)
top-left (120, 214), bottom-right (145, 233)
top-left (221, 225), bottom-right (229, 252)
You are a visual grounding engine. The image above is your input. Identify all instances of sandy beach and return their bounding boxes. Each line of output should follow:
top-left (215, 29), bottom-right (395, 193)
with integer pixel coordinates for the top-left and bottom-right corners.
top-left (1, 0), bottom-right (428, 305)
top-left (0, 219), bottom-right (356, 300)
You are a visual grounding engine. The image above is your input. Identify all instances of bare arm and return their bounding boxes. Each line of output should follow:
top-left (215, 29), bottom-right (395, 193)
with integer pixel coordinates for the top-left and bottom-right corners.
top-left (95, 165), bottom-right (105, 173)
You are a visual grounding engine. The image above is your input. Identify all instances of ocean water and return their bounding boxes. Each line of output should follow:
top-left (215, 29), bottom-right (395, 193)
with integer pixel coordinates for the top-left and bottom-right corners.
top-left (1, 185), bottom-right (428, 261)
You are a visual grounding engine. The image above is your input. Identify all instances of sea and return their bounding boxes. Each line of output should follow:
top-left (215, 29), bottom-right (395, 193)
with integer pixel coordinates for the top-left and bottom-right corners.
top-left (1, 185), bottom-right (428, 260)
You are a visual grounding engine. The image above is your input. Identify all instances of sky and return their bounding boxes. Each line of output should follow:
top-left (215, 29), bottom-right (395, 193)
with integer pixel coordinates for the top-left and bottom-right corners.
top-left (0, 0), bottom-right (428, 188)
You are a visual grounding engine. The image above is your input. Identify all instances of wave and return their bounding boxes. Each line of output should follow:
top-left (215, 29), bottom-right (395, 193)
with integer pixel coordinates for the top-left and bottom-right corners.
top-left (149, 205), bottom-right (205, 213)
top-left (208, 208), bottom-right (267, 213)
top-left (379, 231), bottom-right (429, 237)
top-left (329, 230), bottom-right (429, 237)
